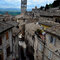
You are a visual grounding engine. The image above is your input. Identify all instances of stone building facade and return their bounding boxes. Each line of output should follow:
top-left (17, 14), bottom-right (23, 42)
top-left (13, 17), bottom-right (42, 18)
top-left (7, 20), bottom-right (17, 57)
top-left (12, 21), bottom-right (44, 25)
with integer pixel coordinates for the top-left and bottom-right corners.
top-left (44, 25), bottom-right (60, 60)
top-left (0, 22), bottom-right (13, 60)
top-left (6, 20), bottom-right (20, 60)
top-left (25, 20), bottom-right (60, 60)
top-left (34, 21), bottom-right (60, 60)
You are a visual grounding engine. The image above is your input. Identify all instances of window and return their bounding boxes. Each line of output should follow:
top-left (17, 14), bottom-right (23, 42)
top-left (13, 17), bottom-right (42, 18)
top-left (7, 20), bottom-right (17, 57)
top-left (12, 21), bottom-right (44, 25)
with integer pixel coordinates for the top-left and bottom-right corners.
top-left (39, 44), bottom-right (43, 51)
top-left (48, 51), bottom-right (52, 59)
top-left (6, 32), bottom-right (9, 40)
top-left (0, 37), bottom-right (2, 45)
top-left (7, 47), bottom-right (10, 57)
top-left (49, 35), bottom-right (56, 45)
top-left (50, 36), bottom-right (53, 43)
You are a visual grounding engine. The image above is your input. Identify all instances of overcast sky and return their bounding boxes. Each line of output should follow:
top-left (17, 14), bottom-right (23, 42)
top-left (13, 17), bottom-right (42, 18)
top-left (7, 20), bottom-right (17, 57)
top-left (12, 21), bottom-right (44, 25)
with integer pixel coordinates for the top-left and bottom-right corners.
top-left (0, 0), bottom-right (54, 9)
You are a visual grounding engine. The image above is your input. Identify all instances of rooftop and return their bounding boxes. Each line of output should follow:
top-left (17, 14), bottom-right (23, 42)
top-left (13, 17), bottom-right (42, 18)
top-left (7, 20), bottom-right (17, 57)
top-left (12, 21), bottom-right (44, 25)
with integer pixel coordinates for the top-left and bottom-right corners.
top-left (25, 22), bottom-right (40, 35)
top-left (15, 13), bottom-right (25, 19)
top-left (39, 20), bottom-right (59, 27)
top-left (45, 24), bottom-right (60, 38)
top-left (0, 22), bottom-right (13, 34)
top-left (6, 20), bottom-right (19, 27)
top-left (12, 27), bottom-right (20, 37)
top-left (40, 9), bottom-right (60, 17)
top-left (40, 11), bottom-right (53, 17)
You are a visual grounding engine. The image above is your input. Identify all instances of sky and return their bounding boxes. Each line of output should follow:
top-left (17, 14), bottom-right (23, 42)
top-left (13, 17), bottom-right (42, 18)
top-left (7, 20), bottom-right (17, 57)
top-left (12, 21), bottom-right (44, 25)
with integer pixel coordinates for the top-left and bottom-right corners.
top-left (0, 0), bottom-right (54, 9)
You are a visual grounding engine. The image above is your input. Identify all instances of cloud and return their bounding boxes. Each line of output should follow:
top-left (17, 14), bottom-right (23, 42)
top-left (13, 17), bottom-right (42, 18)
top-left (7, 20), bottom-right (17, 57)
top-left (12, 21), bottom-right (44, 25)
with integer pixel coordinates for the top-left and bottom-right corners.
top-left (27, 0), bottom-right (54, 9)
top-left (5, 0), bottom-right (20, 3)
top-left (0, 0), bottom-right (54, 9)
top-left (0, 0), bottom-right (21, 8)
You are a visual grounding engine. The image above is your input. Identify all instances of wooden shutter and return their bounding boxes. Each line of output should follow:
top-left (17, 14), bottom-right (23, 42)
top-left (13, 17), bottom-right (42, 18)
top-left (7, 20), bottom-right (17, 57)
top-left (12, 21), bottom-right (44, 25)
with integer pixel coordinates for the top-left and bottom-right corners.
top-left (6, 32), bottom-right (9, 40)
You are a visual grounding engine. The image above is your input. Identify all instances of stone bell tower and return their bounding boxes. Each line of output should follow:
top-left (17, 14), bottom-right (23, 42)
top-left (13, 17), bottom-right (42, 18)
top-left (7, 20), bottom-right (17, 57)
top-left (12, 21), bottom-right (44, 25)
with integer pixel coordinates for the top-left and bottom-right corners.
top-left (21, 0), bottom-right (27, 13)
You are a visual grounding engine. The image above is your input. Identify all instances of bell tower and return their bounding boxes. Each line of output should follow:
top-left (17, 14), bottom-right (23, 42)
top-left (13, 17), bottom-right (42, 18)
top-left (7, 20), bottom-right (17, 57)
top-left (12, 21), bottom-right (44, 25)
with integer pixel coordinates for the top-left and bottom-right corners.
top-left (21, 0), bottom-right (27, 13)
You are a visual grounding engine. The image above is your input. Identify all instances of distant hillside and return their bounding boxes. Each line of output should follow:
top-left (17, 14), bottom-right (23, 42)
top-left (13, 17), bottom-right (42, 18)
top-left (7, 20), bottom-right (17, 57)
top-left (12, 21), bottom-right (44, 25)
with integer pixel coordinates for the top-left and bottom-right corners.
top-left (0, 8), bottom-right (31, 12)
top-left (0, 11), bottom-right (21, 16)
top-left (0, 8), bottom-right (20, 12)
top-left (0, 8), bottom-right (31, 16)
